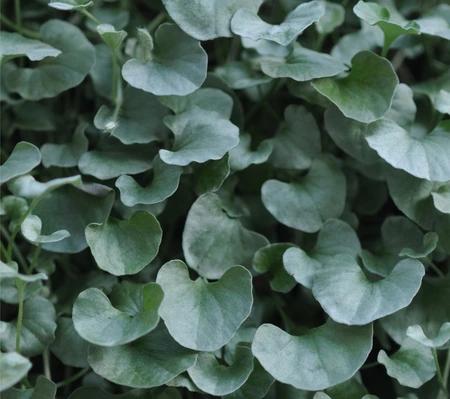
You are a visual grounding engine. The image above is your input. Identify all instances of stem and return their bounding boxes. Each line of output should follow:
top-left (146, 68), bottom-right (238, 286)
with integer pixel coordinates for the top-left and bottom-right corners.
top-left (244, 80), bottom-right (282, 128)
top-left (316, 33), bottom-right (326, 51)
top-left (15, 280), bottom-right (25, 353)
top-left (80, 8), bottom-right (100, 25)
top-left (147, 11), bottom-right (166, 33)
top-left (43, 349), bottom-right (52, 380)
top-left (1, 224), bottom-right (27, 271)
top-left (432, 348), bottom-right (449, 397)
top-left (14, 0), bottom-right (21, 29)
top-left (111, 53), bottom-right (118, 103)
top-left (361, 361), bottom-right (380, 370)
top-left (0, 13), bottom-right (40, 39)
top-left (112, 70), bottom-right (123, 121)
top-left (27, 244), bottom-right (42, 275)
top-left (424, 259), bottom-right (445, 278)
top-left (56, 368), bottom-right (90, 389)
top-left (443, 348), bottom-right (450, 390)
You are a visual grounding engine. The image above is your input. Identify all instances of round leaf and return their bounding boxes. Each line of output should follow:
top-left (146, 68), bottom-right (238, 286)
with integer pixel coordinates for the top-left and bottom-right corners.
top-left (0, 352), bottom-right (32, 392)
top-left (0, 142), bottom-right (41, 184)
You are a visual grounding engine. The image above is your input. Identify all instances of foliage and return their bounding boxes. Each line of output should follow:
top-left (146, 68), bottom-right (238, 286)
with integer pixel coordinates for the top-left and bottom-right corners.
top-left (1, 0), bottom-right (449, 398)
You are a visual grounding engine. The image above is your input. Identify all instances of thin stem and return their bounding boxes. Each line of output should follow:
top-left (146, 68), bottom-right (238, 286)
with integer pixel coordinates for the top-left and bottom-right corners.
top-left (14, 0), bottom-right (21, 29)
top-left (147, 11), bottom-right (166, 33)
top-left (111, 53), bottom-right (118, 103)
top-left (424, 258), bottom-right (445, 278)
top-left (316, 33), bottom-right (326, 51)
top-left (361, 361), bottom-right (380, 370)
top-left (432, 348), bottom-right (449, 397)
top-left (43, 349), bottom-right (52, 380)
top-left (27, 244), bottom-right (42, 275)
top-left (80, 8), bottom-right (100, 25)
top-left (56, 368), bottom-right (90, 389)
top-left (443, 348), bottom-right (450, 390)
top-left (0, 13), bottom-right (40, 39)
top-left (15, 280), bottom-right (25, 353)
top-left (1, 242), bottom-right (9, 260)
top-left (1, 224), bottom-right (27, 271)
top-left (112, 70), bottom-right (123, 121)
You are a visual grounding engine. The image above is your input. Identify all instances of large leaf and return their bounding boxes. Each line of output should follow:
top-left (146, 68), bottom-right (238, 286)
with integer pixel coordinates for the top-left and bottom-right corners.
top-left (161, 0), bottom-right (264, 40)
top-left (85, 211), bottom-right (162, 276)
top-left (0, 352), bottom-right (32, 392)
top-left (311, 255), bottom-right (425, 325)
top-left (73, 282), bottom-right (163, 346)
top-left (6, 20), bottom-right (95, 100)
top-left (252, 319), bottom-right (373, 390)
top-left (231, 1), bottom-right (324, 46)
top-left (187, 346), bottom-right (254, 395)
top-left (160, 106), bottom-right (239, 166)
top-left (182, 193), bottom-right (269, 279)
top-left (312, 51), bottom-right (398, 123)
top-left (88, 323), bottom-right (198, 388)
top-left (122, 24), bottom-right (207, 96)
top-left (261, 156), bottom-right (346, 233)
top-left (156, 260), bottom-right (253, 351)
top-left (0, 142), bottom-right (41, 184)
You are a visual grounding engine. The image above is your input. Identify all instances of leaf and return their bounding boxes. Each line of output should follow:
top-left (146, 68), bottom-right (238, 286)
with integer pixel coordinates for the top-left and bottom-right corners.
top-left (399, 232), bottom-right (438, 259)
top-left (182, 193), bottom-right (269, 279)
top-left (50, 317), bottom-right (89, 368)
top-left (88, 323), bottom-right (198, 388)
top-left (156, 260), bottom-right (253, 351)
top-left (0, 142), bottom-right (41, 185)
top-left (49, 0), bottom-right (93, 10)
top-left (406, 323), bottom-right (450, 348)
top-left (68, 387), bottom-right (152, 399)
top-left (353, 1), bottom-right (420, 54)
top-left (94, 86), bottom-right (169, 145)
top-left (193, 154), bottom-right (230, 195)
top-left (0, 352), bottom-right (31, 392)
top-left (431, 184), bottom-right (450, 214)
top-left (253, 243), bottom-right (297, 293)
top-left (377, 338), bottom-right (435, 388)
top-left (434, 90), bottom-right (450, 115)
top-left (315, 1), bottom-right (345, 35)
top-left (116, 156), bottom-right (183, 207)
top-left (229, 133), bottom-right (272, 172)
top-left (3, 376), bottom-right (57, 399)
top-left (284, 219), bottom-right (361, 289)
top-left (21, 214), bottom-right (70, 244)
top-left (260, 44), bottom-right (346, 82)
top-left (0, 260), bottom-right (47, 283)
top-left (231, 1), bottom-right (324, 46)
top-left (41, 123), bottom-right (89, 168)
top-left (73, 281), bottom-right (163, 346)
top-left (268, 105), bottom-right (321, 170)
top-left (6, 20), bottom-right (95, 100)
top-left (161, 0), bottom-right (264, 40)
top-left (160, 106), bottom-right (239, 166)
top-left (214, 61), bottom-right (272, 90)
top-left (122, 23), bottom-right (207, 96)
top-left (385, 83), bottom-right (417, 131)
top-left (0, 196), bottom-right (27, 231)
top-left (366, 120), bottom-right (450, 182)
top-left (261, 156), bottom-right (346, 233)
top-left (187, 347), bottom-right (254, 395)
top-left (0, 297), bottom-right (56, 357)
top-left (252, 319), bottom-right (373, 390)
top-left (312, 51), bottom-right (398, 123)
top-left (0, 32), bottom-right (61, 65)
top-left (85, 211), bottom-right (162, 276)
top-left (97, 24), bottom-right (127, 52)
top-left (33, 183), bottom-right (115, 253)
top-left (311, 255), bottom-right (425, 325)
top-left (90, 44), bottom-right (113, 99)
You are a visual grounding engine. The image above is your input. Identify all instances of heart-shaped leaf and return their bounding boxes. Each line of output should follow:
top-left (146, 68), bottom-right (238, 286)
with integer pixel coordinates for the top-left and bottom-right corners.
top-left (97, 24), bottom-right (127, 53)
top-left (231, 1), bottom-right (324, 46)
top-left (0, 142), bottom-right (41, 184)
top-left (182, 193), bottom-right (269, 279)
top-left (312, 51), bottom-right (398, 123)
top-left (122, 24), bottom-right (207, 96)
top-left (73, 281), bottom-right (163, 346)
top-left (160, 106), bottom-right (239, 166)
top-left (88, 323), bottom-right (198, 388)
top-left (399, 232), bottom-right (438, 259)
top-left (406, 323), bottom-right (450, 349)
top-left (311, 255), bottom-right (425, 325)
top-left (156, 260), bottom-right (253, 351)
top-left (0, 352), bottom-right (32, 392)
top-left (252, 319), bottom-right (373, 390)
top-left (85, 211), bottom-right (162, 276)
top-left (261, 156), bottom-right (346, 233)
top-left (229, 134), bottom-right (272, 172)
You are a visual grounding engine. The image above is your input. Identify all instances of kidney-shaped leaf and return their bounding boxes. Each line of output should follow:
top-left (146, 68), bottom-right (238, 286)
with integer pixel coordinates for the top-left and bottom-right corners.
top-left (85, 210), bottom-right (162, 276)
top-left (261, 156), bottom-right (346, 233)
top-left (252, 319), bottom-right (373, 390)
top-left (0, 142), bottom-right (41, 184)
top-left (406, 323), bottom-right (450, 349)
top-left (231, 1), bottom-right (324, 46)
top-left (160, 106), bottom-right (239, 166)
top-left (122, 24), bottom-right (207, 96)
top-left (21, 214), bottom-right (70, 244)
top-left (187, 346), bottom-right (254, 396)
top-left (88, 323), bottom-right (198, 388)
top-left (73, 281), bottom-right (163, 346)
top-left (182, 193), bottom-right (269, 279)
top-left (0, 352), bottom-right (32, 392)
top-left (312, 255), bottom-right (425, 325)
top-left (312, 51), bottom-right (398, 123)
top-left (156, 260), bottom-right (253, 351)
top-left (6, 20), bottom-right (95, 100)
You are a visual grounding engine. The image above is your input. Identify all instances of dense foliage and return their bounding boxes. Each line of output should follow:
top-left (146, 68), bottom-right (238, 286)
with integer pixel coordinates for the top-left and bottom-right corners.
top-left (1, 0), bottom-right (450, 398)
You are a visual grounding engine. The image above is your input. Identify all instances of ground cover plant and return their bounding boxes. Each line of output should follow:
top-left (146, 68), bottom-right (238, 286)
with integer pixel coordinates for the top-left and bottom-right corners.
top-left (0, 0), bottom-right (449, 398)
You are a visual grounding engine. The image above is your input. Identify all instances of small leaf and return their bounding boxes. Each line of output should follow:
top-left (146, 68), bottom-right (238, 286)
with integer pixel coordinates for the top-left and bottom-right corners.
top-left (261, 156), bottom-right (346, 233)
top-left (160, 106), bottom-right (239, 166)
top-left (315, 1), bottom-right (345, 35)
top-left (0, 352), bottom-right (32, 392)
top-left (434, 90), bottom-right (450, 115)
top-left (0, 260), bottom-right (47, 283)
top-left (49, 0), bottom-right (93, 10)
top-left (85, 210), bottom-right (162, 276)
top-left (431, 184), bottom-right (450, 214)
top-left (187, 347), bottom-right (254, 396)
top-left (252, 319), bottom-right (373, 390)
top-left (3, 375), bottom-right (57, 399)
top-left (214, 61), bottom-right (272, 90)
top-left (231, 1), bottom-right (324, 46)
top-left (312, 51), bottom-right (398, 123)
top-left (229, 133), bottom-right (272, 172)
top-left (122, 23), bottom-right (207, 96)
top-left (73, 281), bottom-right (163, 346)
top-left (399, 232), bottom-right (438, 259)
top-left (378, 338), bottom-right (435, 388)
top-left (406, 323), bottom-right (450, 349)
top-left (182, 193), bottom-right (269, 279)
top-left (312, 256), bottom-right (425, 325)
top-left (156, 260), bottom-right (253, 351)
top-left (97, 24), bottom-right (127, 52)
top-left (88, 323), bottom-right (198, 388)
top-left (0, 142), bottom-right (41, 185)
top-left (116, 155), bottom-right (183, 207)
top-left (21, 214), bottom-right (70, 244)
top-left (193, 154), bottom-right (230, 195)
top-left (0, 32), bottom-right (61, 65)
